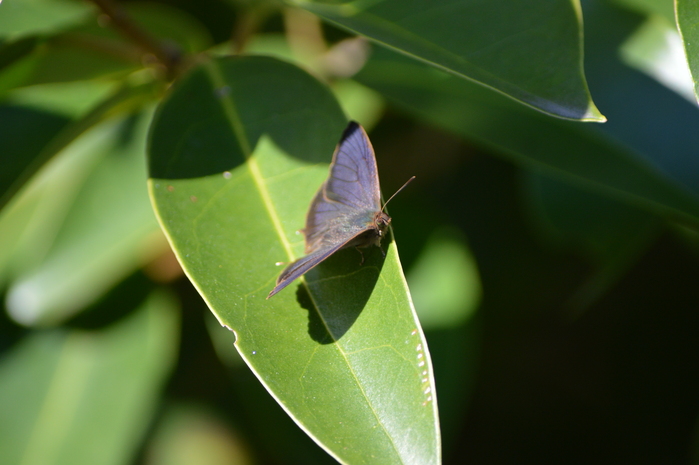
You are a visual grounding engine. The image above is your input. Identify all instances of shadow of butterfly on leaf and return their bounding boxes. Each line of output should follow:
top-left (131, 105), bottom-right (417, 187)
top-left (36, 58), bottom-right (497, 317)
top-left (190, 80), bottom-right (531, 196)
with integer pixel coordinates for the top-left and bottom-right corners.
top-left (294, 244), bottom-right (390, 343)
top-left (268, 121), bottom-right (414, 320)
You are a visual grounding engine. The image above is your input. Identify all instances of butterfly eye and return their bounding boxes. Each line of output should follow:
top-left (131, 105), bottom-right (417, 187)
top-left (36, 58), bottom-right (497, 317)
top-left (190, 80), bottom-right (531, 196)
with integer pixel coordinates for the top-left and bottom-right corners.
top-left (375, 213), bottom-right (390, 230)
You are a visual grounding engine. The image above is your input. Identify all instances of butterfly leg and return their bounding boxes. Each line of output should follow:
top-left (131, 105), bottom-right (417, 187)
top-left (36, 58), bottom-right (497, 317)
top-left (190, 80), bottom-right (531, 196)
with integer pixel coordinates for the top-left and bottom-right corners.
top-left (354, 246), bottom-right (365, 266)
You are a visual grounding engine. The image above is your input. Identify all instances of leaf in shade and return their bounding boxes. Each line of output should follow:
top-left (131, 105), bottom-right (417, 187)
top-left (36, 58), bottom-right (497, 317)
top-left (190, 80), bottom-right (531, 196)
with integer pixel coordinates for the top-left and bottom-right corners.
top-left (289, 0), bottom-right (604, 121)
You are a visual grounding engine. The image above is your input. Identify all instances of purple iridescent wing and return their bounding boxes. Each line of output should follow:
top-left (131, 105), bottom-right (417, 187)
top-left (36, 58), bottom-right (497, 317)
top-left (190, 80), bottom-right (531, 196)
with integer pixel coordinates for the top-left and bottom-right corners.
top-left (304, 121), bottom-right (381, 254)
top-left (267, 121), bottom-right (383, 299)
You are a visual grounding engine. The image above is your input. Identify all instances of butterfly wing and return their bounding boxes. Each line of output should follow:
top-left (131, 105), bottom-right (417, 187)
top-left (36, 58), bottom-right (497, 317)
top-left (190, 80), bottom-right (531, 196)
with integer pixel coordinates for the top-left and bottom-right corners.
top-left (267, 121), bottom-right (384, 299)
top-left (267, 241), bottom-right (349, 299)
top-left (304, 121), bottom-right (382, 254)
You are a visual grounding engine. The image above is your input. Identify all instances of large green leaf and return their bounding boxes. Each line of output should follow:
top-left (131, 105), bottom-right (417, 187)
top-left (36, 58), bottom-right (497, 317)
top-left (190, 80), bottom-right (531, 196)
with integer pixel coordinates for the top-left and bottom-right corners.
top-left (5, 111), bottom-right (166, 327)
top-left (354, 47), bottom-right (699, 227)
top-left (289, 0), bottom-right (603, 121)
top-left (0, 289), bottom-right (179, 465)
top-left (677, 0), bottom-right (699, 103)
top-left (0, 0), bottom-right (93, 39)
top-left (149, 55), bottom-right (440, 464)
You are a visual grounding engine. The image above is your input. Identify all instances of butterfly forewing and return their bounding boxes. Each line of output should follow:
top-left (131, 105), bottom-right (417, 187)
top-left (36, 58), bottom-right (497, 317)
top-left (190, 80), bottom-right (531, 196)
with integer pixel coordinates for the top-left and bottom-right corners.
top-left (322, 122), bottom-right (381, 210)
top-left (304, 122), bottom-right (381, 253)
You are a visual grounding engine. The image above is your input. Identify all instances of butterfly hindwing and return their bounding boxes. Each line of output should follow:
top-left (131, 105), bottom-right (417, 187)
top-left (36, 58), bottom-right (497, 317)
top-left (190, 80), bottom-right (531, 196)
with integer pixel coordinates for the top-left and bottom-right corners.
top-left (267, 241), bottom-right (349, 299)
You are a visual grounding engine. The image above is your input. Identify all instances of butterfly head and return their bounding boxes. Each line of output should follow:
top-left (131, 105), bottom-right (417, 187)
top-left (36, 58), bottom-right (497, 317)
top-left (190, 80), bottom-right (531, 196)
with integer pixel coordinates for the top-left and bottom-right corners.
top-left (374, 211), bottom-right (391, 237)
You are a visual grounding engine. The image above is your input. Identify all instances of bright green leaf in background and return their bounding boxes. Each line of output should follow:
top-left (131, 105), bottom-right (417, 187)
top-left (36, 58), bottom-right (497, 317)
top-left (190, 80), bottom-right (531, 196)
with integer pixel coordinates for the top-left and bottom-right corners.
top-left (149, 55), bottom-right (440, 464)
top-left (0, 0), bottom-right (93, 40)
top-left (290, 0), bottom-right (604, 121)
top-left (677, 0), bottom-right (699, 103)
top-left (0, 105), bottom-right (69, 207)
top-left (146, 403), bottom-right (254, 465)
top-left (407, 228), bottom-right (481, 330)
top-left (0, 110), bottom-right (104, 287)
top-left (620, 14), bottom-right (695, 103)
top-left (612, 0), bottom-right (675, 22)
top-left (0, 104), bottom-right (166, 326)
top-left (0, 290), bottom-right (179, 465)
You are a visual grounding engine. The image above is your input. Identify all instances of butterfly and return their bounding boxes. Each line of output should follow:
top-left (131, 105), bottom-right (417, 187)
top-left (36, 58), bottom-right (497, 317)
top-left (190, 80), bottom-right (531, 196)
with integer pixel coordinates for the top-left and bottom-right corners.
top-left (267, 121), bottom-right (414, 299)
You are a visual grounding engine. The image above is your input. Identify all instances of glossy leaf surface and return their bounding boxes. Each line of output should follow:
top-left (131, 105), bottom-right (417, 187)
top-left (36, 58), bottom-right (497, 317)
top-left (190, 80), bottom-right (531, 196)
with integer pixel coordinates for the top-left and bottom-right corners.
top-left (148, 56), bottom-right (440, 464)
top-left (290, 0), bottom-right (603, 121)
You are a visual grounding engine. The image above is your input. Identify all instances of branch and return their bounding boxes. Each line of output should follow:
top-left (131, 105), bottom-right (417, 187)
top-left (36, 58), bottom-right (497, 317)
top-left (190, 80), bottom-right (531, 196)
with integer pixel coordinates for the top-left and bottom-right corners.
top-left (89, 0), bottom-right (182, 79)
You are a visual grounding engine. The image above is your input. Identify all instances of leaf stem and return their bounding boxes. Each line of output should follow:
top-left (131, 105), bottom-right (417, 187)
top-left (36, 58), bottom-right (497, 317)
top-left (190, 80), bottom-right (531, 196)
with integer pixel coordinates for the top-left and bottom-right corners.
top-left (88, 0), bottom-right (182, 79)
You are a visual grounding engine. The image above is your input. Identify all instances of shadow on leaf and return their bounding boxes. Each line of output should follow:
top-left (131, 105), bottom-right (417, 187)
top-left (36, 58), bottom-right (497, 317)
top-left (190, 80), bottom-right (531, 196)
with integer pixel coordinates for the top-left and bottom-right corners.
top-left (296, 243), bottom-right (388, 344)
top-left (149, 56), bottom-right (345, 180)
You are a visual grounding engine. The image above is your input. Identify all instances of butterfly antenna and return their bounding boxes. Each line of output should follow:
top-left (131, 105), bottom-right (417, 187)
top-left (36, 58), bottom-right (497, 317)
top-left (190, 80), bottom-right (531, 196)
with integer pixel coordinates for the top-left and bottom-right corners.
top-left (381, 176), bottom-right (416, 212)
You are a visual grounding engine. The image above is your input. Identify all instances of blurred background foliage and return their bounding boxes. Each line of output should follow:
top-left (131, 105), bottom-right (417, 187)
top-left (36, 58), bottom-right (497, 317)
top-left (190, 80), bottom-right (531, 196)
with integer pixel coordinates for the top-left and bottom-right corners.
top-left (1, 0), bottom-right (699, 463)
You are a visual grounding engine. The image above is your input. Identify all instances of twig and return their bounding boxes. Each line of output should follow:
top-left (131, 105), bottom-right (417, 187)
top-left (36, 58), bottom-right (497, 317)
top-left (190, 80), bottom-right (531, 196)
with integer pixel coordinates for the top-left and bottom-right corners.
top-left (89, 0), bottom-right (182, 79)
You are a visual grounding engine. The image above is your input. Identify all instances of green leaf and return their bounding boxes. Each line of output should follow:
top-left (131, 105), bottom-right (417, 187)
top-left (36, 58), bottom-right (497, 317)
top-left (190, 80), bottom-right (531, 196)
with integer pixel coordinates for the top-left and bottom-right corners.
top-left (0, 106), bottom-right (103, 287)
top-left (146, 403), bottom-right (254, 465)
top-left (620, 15), bottom-right (695, 102)
top-left (0, 81), bottom-right (157, 211)
top-left (6, 110), bottom-right (166, 326)
top-left (677, 0), bottom-right (699, 103)
top-left (0, 105), bottom-right (70, 208)
top-left (244, 33), bottom-right (386, 127)
top-left (289, 0), bottom-right (604, 121)
top-left (6, 80), bottom-right (119, 118)
top-left (355, 47), bottom-right (699, 227)
top-left (17, 3), bottom-right (213, 88)
top-left (0, 0), bottom-right (93, 40)
top-left (407, 227), bottom-right (481, 330)
top-left (0, 289), bottom-right (179, 465)
top-left (0, 37), bottom-right (41, 94)
top-left (612, 0), bottom-right (675, 23)
top-left (149, 55), bottom-right (440, 464)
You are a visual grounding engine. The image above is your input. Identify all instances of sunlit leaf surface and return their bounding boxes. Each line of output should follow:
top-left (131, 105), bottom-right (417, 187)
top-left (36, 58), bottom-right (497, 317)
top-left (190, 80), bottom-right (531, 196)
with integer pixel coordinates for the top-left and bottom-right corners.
top-left (149, 55), bottom-right (440, 464)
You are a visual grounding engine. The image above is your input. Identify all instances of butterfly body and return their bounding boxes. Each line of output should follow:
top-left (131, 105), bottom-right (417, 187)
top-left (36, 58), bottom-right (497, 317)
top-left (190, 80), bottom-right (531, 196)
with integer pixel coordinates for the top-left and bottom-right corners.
top-left (267, 122), bottom-right (407, 299)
